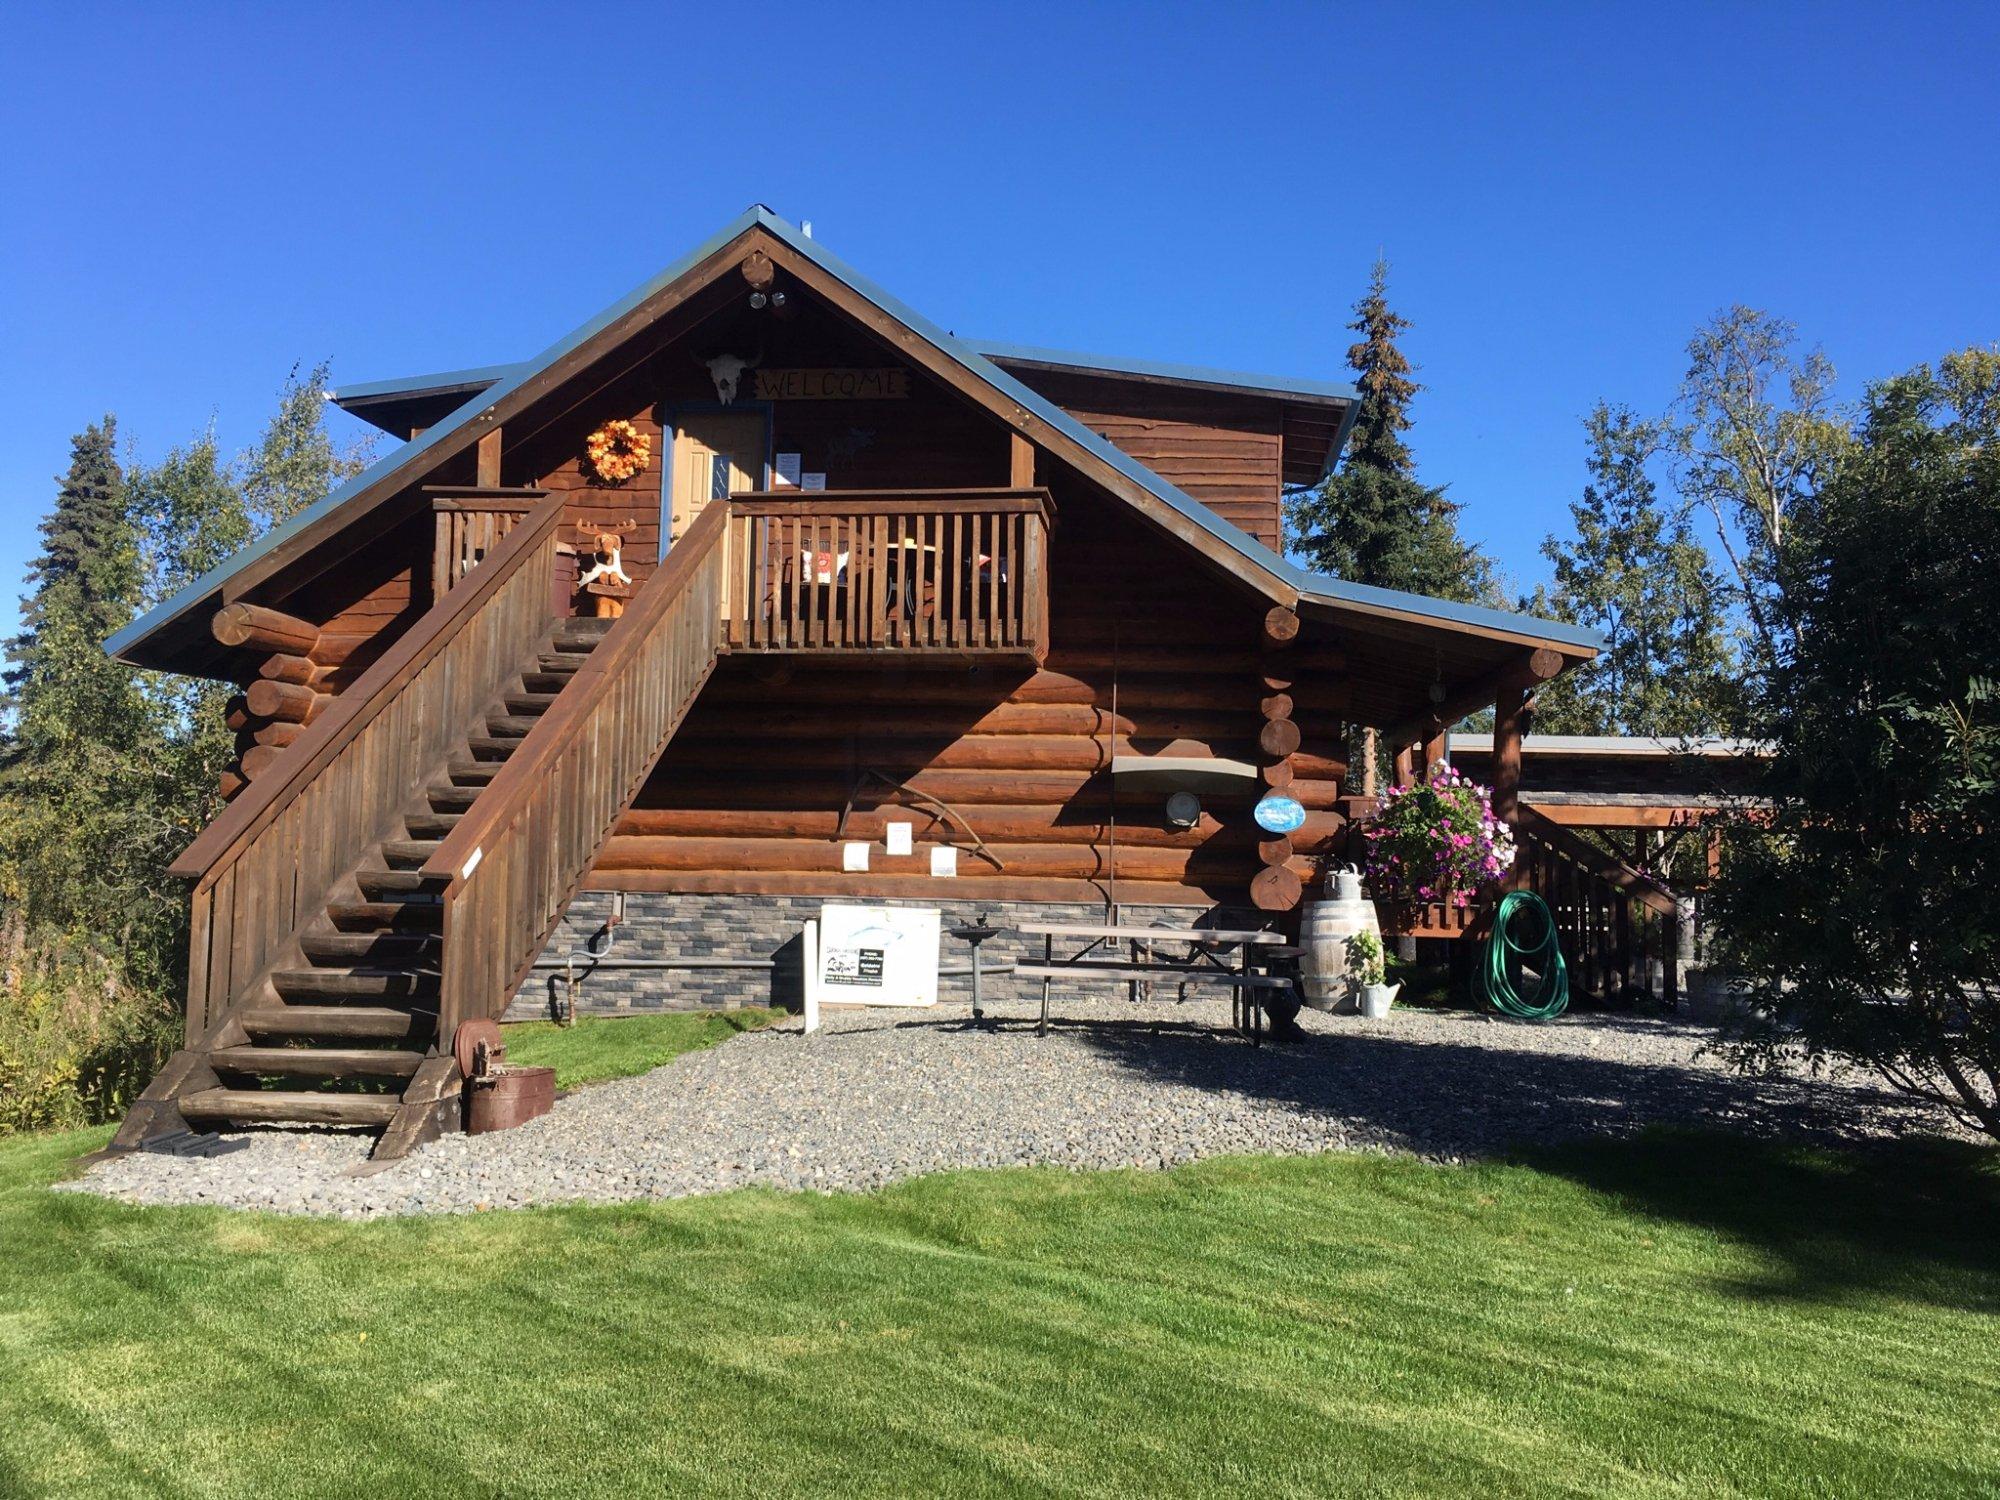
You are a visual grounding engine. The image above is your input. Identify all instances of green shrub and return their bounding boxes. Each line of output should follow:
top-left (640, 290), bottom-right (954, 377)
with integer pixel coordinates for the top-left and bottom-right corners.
top-left (0, 913), bottom-right (177, 1134)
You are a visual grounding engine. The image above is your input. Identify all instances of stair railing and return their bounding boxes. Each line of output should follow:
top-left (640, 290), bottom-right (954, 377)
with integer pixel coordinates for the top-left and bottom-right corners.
top-left (169, 488), bottom-right (569, 1039)
top-left (423, 501), bottom-right (732, 1039)
top-left (1510, 806), bottom-right (1684, 1005)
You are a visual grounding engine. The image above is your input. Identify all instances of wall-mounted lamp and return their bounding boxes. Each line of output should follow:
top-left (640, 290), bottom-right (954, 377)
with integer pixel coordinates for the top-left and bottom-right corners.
top-left (1165, 790), bottom-right (1201, 830)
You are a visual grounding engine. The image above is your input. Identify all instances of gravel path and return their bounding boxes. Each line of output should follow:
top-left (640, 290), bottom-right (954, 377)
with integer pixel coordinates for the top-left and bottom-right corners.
top-left (62, 999), bottom-right (1961, 1218)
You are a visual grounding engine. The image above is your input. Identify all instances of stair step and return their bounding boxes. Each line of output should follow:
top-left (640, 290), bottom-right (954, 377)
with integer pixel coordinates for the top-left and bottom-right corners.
top-left (211, 1045), bottom-right (425, 1080)
top-left (241, 1006), bottom-right (427, 1041)
top-left (403, 812), bottom-right (462, 840)
top-left (485, 714), bottom-right (542, 738)
top-left (425, 784), bottom-right (481, 812)
top-left (504, 692), bottom-right (559, 714)
top-left (535, 654), bottom-right (586, 675)
top-left (356, 869), bottom-right (447, 900)
top-left (523, 670), bottom-right (576, 693)
top-left (327, 899), bottom-right (444, 932)
top-left (447, 757), bottom-right (501, 783)
top-left (302, 929), bottom-right (441, 964)
top-left (382, 839), bottom-right (442, 869)
top-left (466, 736), bottom-right (522, 761)
top-left (273, 968), bottom-right (439, 1001)
top-left (553, 618), bottom-right (614, 652)
top-left (181, 1088), bottom-right (400, 1128)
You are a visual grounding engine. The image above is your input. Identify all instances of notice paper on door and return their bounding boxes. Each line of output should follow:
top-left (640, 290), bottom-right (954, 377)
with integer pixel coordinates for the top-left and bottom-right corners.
top-left (885, 821), bottom-right (913, 856)
top-left (842, 841), bottom-right (870, 872)
top-left (930, 845), bottom-right (958, 878)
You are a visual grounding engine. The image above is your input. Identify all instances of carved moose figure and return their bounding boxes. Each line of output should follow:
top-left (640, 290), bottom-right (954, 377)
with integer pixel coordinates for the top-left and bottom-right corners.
top-left (571, 519), bottom-right (640, 618)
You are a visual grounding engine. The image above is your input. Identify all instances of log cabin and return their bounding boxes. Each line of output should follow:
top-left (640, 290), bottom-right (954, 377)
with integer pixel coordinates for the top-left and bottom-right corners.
top-left (101, 205), bottom-right (1606, 1156)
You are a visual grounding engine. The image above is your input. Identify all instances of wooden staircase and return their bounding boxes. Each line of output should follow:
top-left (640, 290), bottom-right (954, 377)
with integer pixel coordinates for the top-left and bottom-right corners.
top-left (111, 486), bottom-right (734, 1160)
top-left (113, 487), bottom-right (1013, 1159)
top-left (124, 618), bottom-right (614, 1146)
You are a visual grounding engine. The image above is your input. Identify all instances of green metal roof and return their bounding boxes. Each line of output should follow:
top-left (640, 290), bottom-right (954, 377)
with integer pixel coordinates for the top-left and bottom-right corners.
top-left (110, 206), bottom-right (1601, 665)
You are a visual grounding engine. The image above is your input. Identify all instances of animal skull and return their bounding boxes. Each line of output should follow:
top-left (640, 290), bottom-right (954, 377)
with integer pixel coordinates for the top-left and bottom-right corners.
top-left (706, 351), bottom-right (753, 404)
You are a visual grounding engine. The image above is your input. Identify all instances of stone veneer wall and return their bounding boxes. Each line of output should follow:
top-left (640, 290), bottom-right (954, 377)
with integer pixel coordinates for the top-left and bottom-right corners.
top-left (504, 892), bottom-right (1263, 1022)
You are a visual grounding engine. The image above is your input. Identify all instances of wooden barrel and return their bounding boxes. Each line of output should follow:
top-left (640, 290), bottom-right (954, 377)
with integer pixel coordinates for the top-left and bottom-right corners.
top-left (1299, 896), bottom-right (1382, 1012)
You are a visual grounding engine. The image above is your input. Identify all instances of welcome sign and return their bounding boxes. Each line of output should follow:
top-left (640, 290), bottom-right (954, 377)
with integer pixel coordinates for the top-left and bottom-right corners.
top-left (752, 367), bottom-right (910, 401)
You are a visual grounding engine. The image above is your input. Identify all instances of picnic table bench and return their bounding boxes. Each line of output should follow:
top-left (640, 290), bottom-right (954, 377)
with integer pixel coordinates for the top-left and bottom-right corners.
top-left (1014, 921), bottom-right (1302, 1044)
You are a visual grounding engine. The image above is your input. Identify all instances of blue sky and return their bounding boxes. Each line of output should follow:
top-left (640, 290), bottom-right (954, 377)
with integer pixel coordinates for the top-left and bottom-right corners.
top-left (3, 1), bottom-right (1995, 642)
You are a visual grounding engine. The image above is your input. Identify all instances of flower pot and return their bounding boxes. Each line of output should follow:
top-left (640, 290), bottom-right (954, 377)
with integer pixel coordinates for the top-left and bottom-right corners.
top-left (1359, 981), bottom-right (1400, 1019)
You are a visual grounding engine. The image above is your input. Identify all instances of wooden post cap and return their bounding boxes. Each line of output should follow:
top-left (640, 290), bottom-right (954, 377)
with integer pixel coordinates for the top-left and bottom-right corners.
top-left (1250, 864), bottom-right (1304, 912)
top-left (1258, 718), bottom-right (1302, 759)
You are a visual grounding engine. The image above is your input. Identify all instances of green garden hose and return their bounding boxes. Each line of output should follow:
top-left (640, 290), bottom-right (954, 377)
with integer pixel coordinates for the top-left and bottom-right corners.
top-left (1478, 891), bottom-right (1570, 1020)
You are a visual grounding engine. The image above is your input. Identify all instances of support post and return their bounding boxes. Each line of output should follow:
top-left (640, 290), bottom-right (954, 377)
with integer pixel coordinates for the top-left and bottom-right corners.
top-left (1009, 431), bottom-right (1035, 488)
top-left (1492, 684), bottom-right (1530, 829)
top-left (476, 427), bottom-right (503, 489)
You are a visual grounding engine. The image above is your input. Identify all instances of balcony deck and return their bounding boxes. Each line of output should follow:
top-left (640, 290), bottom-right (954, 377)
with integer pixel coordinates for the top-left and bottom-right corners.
top-left (719, 489), bottom-right (1052, 663)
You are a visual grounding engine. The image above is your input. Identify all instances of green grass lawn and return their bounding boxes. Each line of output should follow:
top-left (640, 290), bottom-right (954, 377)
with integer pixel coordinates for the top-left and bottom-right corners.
top-left (2, 1122), bottom-right (1996, 1499)
top-left (503, 1006), bottom-right (783, 1089)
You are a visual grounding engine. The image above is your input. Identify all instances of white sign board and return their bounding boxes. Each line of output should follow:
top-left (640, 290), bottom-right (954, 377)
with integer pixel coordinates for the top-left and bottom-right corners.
top-left (813, 903), bottom-right (940, 1009)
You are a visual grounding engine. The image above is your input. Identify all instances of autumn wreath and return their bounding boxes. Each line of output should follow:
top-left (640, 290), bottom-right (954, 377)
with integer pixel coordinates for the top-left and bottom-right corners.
top-left (584, 419), bottom-right (651, 484)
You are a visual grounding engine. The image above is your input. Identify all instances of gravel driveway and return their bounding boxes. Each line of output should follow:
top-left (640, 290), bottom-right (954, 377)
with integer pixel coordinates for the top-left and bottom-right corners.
top-left (62, 999), bottom-right (1961, 1218)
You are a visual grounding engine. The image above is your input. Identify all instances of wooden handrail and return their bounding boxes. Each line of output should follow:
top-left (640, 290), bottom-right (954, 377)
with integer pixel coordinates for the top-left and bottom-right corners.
top-left (423, 501), bottom-right (731, 1036)
top-left (170, 488), bottom-right (565, 886)
top-left (732, 487), bottom-right (1053, 520)
top-left (1514, 805), bottom-right (1678, 918)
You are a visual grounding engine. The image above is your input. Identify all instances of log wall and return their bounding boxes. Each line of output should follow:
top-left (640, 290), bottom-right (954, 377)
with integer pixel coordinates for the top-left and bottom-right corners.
top-left (593, 484), bottom-right (1349, 905)
top-left (1015, 371), bottom-right (1286, 551)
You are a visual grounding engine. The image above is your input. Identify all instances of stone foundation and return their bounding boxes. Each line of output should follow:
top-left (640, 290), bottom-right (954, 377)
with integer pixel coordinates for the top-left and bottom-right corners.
top-left (505, 891), bottom-right (1259, 1022)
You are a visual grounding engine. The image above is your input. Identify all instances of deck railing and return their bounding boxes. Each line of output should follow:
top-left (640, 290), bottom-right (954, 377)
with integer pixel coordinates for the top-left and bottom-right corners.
top-left (429, 488), bottom-right (541, 599)
top-left (1349, 796), bottom-right (1684, 1005)
top-left (423, 504), bottom-right (730, 1039)
top-left (168, 490), bottom-right (570, 1038)
top-left (721, 488), bottom-right (1051, 658)
top-left (1511, 806), bottom-right (1683, 1005)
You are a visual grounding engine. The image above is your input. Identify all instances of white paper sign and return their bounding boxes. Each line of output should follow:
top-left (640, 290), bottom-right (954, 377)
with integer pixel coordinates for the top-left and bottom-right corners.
top-left (885, 821), bottom-right (913, 856)
top-left (815, 904), bottom-right (940, 1007)
top-left (774, 452), bottom-right (802, 487)
top-left (842, 841), bottom-right (870, 872)
top-left (801, 471), bottom-right (827, 491)
top-left (930, 845), bottom-right (958, 878)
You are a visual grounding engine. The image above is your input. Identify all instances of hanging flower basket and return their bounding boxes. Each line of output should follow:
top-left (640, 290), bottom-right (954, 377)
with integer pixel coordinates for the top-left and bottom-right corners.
top-left (583, 419), bottom-right (651, 484)
top-left (1362, 762), bottom-right (1516, 916)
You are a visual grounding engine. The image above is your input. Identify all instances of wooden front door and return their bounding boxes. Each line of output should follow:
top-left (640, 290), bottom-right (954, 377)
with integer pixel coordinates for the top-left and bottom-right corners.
top-left (668, 410), bottom-right (766, 545)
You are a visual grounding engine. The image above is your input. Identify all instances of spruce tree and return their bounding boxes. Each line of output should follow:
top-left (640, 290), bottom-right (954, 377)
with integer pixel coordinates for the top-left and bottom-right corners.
top-left (1529, 404), bottom-right (1738, 735)
top-left (1287, 259), bottom-right (1495, 604)
top-left (0, 421), bottom-right (180, 971)
top-left (7, 419), bottom-right (137, 693)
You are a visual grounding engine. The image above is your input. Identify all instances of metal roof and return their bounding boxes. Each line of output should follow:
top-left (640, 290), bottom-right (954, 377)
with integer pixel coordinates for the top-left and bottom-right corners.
top-left (971, 340), bottom-right (1360, 405)
top-left (1448, 734), bottom-right (1770, 758)
top-left (327, 362), bottom-right (525, 403)
top-left (111, 206), bottom-right (1603, 664)
top-left (325, 343), bottom-right (1361, 412)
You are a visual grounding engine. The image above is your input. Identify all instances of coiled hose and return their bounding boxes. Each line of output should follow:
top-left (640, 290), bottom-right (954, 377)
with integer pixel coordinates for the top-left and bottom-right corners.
top-left (1478, 891), bottom-right (1569, 1020)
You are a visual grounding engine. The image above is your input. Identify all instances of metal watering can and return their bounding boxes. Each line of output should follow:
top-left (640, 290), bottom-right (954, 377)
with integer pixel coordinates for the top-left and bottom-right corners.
top-left (1329, 863), bottom-right (1365, 903)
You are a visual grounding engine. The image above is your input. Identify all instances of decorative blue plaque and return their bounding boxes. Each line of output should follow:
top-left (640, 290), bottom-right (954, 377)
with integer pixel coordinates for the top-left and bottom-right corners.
top-left (1253, 793), bottom-right (1306, 834)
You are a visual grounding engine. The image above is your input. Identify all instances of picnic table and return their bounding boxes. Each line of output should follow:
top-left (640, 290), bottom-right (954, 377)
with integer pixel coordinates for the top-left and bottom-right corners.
top-left (1013, 921), bottom-right (1301, 1044)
